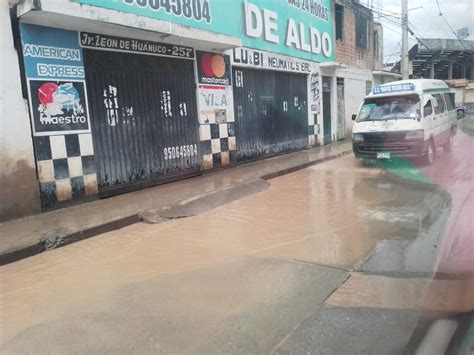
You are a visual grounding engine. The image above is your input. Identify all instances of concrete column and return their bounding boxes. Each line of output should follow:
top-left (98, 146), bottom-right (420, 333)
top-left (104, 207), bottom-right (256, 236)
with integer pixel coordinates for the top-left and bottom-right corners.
top-left (470, 66), bottom-right (474, 80)
top-left (448, 62), bottom-right (453, 80)
top-left (430, 61), bottom-right (435, 79)
top-left (461, 62), bottom-right (467, 78)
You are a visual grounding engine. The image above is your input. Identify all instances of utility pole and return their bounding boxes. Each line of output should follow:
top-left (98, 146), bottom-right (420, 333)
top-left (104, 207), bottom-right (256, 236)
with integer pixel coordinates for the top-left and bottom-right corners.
top-left (401, 0), bottom-right (409, 79)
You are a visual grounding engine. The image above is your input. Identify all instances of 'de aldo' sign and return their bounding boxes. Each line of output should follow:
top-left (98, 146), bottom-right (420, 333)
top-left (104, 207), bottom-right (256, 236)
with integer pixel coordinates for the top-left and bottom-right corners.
top-left (20, 23), bottom-right (91, 136)
top-left (243, 1), bottom-right (333, 61)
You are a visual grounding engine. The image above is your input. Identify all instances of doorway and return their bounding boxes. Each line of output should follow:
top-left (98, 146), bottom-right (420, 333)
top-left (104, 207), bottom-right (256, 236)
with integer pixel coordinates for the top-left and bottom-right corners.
top-left (322, 76), bottom-right (332, 145)
top-left (84, 49), bottom-right (201, 196)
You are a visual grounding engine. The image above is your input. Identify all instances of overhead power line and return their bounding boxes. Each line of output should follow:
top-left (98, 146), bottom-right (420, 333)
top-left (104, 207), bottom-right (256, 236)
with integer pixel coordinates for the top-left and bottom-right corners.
top-left (408, 20), bottom-right (427, 39)
top-left (369, 8), bottom-right (401, 20)
top-left (383, 25), bottom-right (402, 36)
top-left (385, 39), bottom-right (401, 64)
top-left (435, 0), bottom-right (457, 37)
top-left (378, 16), bottom-right (402, 27)
top-left (434, 0), bottom-right (468, 49)
top-left (379, 14), bottom-right (431, 51)
top-left (368, 3), bottom-right (423, 19)
top-left (406, 21), bottom-right (432, 51)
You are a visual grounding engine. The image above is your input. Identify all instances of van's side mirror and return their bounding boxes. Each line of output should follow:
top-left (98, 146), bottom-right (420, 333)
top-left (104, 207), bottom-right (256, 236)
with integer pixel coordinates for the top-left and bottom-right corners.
top-left (423, 106), bottom-right (432, 117)
top-left (351, 114), bottom-right (357, 121)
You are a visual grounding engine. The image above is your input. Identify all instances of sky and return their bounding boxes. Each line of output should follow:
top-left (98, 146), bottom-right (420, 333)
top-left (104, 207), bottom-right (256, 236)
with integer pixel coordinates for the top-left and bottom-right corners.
top-left (363, 0), bottom-right (474, 64)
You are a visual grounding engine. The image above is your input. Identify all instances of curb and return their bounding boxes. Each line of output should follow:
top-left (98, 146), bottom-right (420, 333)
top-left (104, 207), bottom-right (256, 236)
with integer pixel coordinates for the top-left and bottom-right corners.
top-left (0, 148), bottom-right (352, 266)
top-left (261, 150), bottom-right (352, 180)
top-left (0, 215), bottom-right (139, 266)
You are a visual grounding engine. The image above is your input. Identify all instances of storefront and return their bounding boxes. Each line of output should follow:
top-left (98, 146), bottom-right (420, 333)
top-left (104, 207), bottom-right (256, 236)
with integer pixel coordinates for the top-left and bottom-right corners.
top-left (229, 48), bottom-right (320, 162)
top-left (82, 33), bottom-right (201, 196)
top-left (12, 0), bottom-right (334, 212)
top-left (19, 23), bottom-right (207, 210)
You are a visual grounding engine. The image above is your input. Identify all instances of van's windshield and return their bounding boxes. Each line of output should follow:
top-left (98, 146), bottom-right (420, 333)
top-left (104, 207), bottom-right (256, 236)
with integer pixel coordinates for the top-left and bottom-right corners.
top-left (357, 94), bottom-right (420, 122)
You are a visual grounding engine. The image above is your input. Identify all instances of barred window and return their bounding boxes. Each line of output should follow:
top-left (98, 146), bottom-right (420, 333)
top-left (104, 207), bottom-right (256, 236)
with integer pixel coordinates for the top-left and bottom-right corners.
top-left (356, 14), bottom-right (368, 49)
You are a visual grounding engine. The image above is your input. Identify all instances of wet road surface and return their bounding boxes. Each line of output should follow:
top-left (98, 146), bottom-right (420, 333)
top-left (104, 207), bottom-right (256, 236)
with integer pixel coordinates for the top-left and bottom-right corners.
top-left (0, 128), bottom-right (472, 354)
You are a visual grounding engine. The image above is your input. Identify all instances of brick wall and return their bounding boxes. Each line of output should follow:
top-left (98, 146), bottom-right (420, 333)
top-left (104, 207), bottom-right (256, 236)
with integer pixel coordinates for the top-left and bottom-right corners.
top-left (334, 0), bottom-right (375, 70)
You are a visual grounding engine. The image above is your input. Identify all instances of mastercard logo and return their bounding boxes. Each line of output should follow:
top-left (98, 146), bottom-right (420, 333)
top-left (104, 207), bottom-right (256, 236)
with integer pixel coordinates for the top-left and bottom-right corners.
top-left (200, 53), bottom-right (226, 78)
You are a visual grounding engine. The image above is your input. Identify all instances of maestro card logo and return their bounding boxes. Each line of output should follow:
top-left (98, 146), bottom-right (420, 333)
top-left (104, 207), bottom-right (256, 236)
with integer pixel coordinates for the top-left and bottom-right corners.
top-left (38, 82), bottom-right (81, 119)
top-left (29, 80), bottom-right (90, 134)
top-left (197, 51), bottom-right (232, 86)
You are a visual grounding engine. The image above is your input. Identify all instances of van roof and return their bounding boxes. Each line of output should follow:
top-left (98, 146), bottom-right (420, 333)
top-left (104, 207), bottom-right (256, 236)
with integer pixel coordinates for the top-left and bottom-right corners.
top-left (368, 79), bottom-right (450, 97)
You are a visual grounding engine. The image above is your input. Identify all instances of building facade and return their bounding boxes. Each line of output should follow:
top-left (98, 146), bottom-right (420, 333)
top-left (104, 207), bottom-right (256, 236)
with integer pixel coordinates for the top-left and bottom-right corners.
top-left (331, 0), bottom-right (399, 138)
top-left (392, 39), bottom-right (474, 108)
top-left (1, 0), bottom-right (384, 221)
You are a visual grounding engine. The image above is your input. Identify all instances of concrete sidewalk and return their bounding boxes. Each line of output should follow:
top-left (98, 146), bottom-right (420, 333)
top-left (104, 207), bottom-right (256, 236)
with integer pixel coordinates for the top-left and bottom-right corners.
top-left (0, 142), bottom-right (352, 265)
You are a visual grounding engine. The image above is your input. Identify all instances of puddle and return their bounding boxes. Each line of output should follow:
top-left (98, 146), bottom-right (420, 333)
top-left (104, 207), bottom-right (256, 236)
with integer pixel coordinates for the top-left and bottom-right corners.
top-left (0, 156), bottom-right (438, 344)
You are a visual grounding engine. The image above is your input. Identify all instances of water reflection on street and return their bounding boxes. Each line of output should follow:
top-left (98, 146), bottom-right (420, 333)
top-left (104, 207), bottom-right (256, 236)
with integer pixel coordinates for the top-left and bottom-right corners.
top-left (0, 129), bottom-right (472, 354)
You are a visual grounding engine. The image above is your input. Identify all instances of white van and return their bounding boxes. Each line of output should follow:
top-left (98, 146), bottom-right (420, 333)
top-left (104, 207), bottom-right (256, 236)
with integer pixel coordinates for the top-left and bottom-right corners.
top-left (352, 79), bottom-right (458, 165)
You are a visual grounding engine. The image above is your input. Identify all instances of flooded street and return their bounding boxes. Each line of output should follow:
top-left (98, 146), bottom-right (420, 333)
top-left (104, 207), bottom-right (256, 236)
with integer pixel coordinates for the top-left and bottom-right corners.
top-left (1, 130), bottom-right (472, 354)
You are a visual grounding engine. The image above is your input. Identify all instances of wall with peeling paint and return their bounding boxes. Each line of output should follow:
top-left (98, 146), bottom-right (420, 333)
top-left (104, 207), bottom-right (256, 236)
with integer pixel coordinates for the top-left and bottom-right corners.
top-left (0, 1), bottom-right (41, 221)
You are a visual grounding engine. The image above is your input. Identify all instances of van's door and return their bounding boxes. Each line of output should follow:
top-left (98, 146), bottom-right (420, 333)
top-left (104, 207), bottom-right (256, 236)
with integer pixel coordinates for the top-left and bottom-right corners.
top-left (422, 97), bottom-right (434, 136)
top-left (443, 92), bottom-right (457, 130)
top-left (431, 93), bottom-right (449, 147)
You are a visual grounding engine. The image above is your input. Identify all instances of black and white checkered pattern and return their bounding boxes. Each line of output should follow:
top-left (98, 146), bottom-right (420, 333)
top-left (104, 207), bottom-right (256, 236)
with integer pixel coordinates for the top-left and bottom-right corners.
top-left (199, 122), bottom-right (237, 169)
top-left (33, 133), bottom-right (98, 210)
top-left (308, 113), bottom-right (321, 147)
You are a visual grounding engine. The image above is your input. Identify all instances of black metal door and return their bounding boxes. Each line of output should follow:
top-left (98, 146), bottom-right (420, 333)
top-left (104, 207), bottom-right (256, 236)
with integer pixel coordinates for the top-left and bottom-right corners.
top-left (84, 49), bottom-right (200, 195)
top-left (322, 76), bottom-right (332, 145)
top-left (233, 68), bottom-right (308, 162)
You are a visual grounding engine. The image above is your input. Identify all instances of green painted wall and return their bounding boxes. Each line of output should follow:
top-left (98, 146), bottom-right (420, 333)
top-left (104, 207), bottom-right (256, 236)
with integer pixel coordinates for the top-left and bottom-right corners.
top-left (74, 0), bottom-right (334, 62)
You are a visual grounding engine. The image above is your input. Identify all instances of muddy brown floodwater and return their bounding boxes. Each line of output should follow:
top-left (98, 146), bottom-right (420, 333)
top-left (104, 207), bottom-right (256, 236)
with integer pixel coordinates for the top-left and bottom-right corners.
top-left (0, 156), bottom-right (440, 352)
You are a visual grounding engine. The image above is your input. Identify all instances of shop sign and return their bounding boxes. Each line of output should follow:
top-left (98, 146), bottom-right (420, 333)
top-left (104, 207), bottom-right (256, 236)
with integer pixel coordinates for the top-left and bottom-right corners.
top-left (74, 0), bottom-right (334, 62)
top-left (20, 23), bottom-right (91, 135)
top-left (196, 51), bottom-right (231, 86)
top-left (197, 85), bottom-right (234, 124)
top-left (242, 0), bottom-right (333, 62)
top-left (79, 32), bottom-right (195, 59)
top-left (28, 80), bottom-right (90, 135)
top-left (373, 83), bottom-right (416, 95)
top-left (74, 0), bottom-right (231, 32)
top-left (20, 23), bottom-right (85, 81)
top-left (230, 47), bottom-right (311, 74)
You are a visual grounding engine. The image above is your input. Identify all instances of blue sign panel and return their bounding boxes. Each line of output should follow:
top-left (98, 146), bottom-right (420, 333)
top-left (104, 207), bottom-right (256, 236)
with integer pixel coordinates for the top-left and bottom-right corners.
top-left (20, 23), bottom-right (90, 135)
top-left (373, 83), bottom-right (416, 95)
top-left (20, 23), bottom-right (84, 81)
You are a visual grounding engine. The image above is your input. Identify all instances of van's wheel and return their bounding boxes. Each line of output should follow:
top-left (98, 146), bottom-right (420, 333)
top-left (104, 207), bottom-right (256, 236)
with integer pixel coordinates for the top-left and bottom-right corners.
top-left (422, 140), bottom-right (436, 166)
top-left (443, 134), bottom-right (453, 153)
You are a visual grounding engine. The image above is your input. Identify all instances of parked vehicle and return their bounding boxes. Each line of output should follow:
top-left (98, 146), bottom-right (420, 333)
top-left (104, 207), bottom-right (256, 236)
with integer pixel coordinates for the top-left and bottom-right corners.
top-left (351, 79), bottom-right (458, 165)
top-left (456, 105), bottom-right (468, 118)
